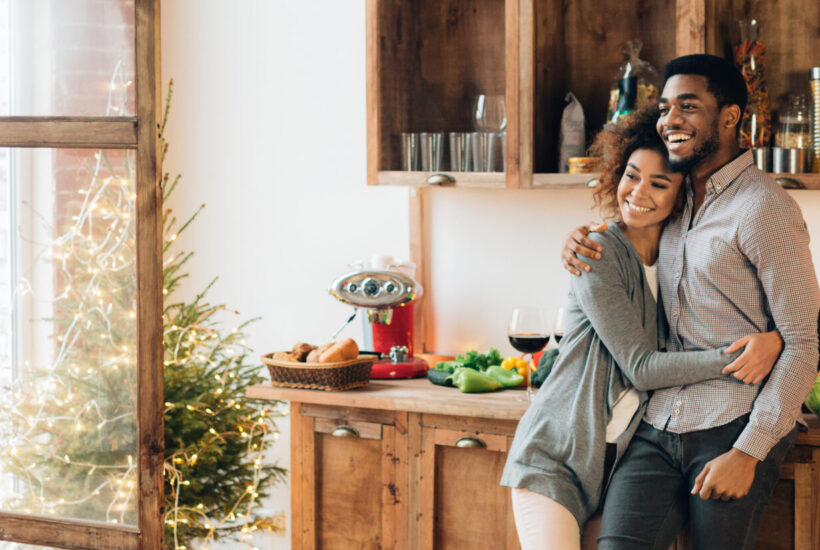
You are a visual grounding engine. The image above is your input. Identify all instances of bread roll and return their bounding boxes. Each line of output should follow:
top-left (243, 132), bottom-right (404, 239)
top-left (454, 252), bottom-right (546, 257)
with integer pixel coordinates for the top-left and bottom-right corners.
top-left (319, 338), bottom-right (359, 363)
top-left (306, 343), bottom-right (333, 364)
top-left (292, 342), bottom-right (316, 362)
top-left (338, 338), bottom-right (359, 360)
top-left (273, 351), bottom-right (297, 362)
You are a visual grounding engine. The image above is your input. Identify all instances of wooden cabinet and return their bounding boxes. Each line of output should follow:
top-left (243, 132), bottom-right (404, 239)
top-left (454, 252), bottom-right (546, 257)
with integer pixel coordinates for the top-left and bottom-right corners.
top-left (248, 380), bottom-right (820, 549)
top-left (366, 0), bottom-right (820, 190)
top-left (418, 414), bottom-right (520, 549)
top-left (290, 403), bottom-right (409, 549)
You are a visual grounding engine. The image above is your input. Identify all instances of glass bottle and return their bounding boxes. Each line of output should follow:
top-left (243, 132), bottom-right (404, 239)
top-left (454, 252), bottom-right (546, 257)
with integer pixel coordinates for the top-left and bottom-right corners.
top-left (735, 20), bottom-right (772, 148)
top-left (775, 94), bottom-right (812, 149)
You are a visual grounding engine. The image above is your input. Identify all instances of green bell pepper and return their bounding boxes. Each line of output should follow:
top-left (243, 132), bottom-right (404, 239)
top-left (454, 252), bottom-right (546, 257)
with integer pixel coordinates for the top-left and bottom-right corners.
top-left (485, 365), bottom-right (524, 388)
top-left (451, 367), bottom-right (502, 393)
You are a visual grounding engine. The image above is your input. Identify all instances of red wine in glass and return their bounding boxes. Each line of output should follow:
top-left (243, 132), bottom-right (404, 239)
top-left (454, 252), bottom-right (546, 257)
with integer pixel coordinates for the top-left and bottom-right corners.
top-left (508, 307), bottom-right (551, 401)
top-left (509, 334), bottom-right (550, 353)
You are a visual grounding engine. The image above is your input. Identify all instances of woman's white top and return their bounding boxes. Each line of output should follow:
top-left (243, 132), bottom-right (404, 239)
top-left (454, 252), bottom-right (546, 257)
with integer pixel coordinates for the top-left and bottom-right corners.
top-left (605, 262), bottom-right (658, 443)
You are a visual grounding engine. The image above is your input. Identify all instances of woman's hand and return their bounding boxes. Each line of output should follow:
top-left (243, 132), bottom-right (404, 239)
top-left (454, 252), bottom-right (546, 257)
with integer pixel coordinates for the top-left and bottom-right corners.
top-left (561, 222), bottom-right (606, 276)
top-left (721, 330), bottom-right (783, 385)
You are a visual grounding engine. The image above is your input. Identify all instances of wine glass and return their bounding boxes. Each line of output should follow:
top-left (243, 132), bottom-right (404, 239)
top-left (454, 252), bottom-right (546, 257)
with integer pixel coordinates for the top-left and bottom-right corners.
top-left (508, 307), bottom-right (550, 402)
top-left (474, 94), bottom-right (507, 171)
top-left (474, 94), bottom-right (507, 132)
top-left (553, 306), bottom-right (566, 347)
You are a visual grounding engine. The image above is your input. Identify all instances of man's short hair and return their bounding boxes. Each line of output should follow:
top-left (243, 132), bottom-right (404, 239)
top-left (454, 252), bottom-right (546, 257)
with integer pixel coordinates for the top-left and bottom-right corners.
top-left (663, 54), bottom-right (748, 115)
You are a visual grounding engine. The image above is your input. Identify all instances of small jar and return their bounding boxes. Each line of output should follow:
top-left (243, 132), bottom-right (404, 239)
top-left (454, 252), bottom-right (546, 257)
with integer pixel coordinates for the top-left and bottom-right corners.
top-left (775, 94), bottom-right (812, 149)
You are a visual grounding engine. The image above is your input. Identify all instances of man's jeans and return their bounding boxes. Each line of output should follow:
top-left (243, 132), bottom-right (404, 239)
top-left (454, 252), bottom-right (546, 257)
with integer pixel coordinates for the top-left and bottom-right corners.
top-left (597, 415), bottom-right (799, 550)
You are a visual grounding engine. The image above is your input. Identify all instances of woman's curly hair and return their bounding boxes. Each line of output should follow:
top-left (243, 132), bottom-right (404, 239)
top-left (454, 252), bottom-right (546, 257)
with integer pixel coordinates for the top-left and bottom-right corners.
top-left (589, 105), bottom-right (685, 221)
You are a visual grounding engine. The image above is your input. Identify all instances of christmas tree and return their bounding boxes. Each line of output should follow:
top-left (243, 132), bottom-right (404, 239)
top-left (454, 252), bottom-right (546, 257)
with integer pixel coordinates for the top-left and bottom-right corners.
top-left (0, 79), bottom-right (286, 549)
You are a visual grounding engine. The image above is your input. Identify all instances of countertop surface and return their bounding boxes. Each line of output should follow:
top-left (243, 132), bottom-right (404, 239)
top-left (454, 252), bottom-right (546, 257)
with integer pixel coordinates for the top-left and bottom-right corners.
top-left (247, 377), bottom-right (529, 420)
top-left (247, 378), bottom-right (820, 445)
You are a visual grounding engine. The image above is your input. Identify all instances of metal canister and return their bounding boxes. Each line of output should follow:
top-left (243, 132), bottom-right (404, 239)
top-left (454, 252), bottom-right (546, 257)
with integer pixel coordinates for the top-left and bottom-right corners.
top-left (811, 67), bottom-right (820, 172)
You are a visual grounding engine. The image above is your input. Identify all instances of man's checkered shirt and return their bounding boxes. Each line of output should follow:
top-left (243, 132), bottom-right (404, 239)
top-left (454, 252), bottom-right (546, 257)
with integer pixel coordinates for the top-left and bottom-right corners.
top-left (644, 150), bottom-right (820, 461)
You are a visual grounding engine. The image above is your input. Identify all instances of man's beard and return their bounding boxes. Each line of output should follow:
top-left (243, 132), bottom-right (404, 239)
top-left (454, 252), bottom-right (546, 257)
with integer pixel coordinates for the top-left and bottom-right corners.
top-left (668, 120), bottom-right (720, 174)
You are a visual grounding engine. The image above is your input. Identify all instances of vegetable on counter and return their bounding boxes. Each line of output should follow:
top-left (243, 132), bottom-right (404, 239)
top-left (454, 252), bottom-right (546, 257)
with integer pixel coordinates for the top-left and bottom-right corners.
top-left (427, 368), bottom-right (455, 387)
top-left (451, 367), bottom-right (502, 393)
top-left (807, 373), bottom-right (820, 419)
top-left (455, 348), bottom-right (504, 371)
top-left (434, 360), bottom-right (465, 374)
top-left (485, 365), bottom-right (524, 388)
top-left (532, 349), bottom-right (559, 388)
top-left (501, 356), bottom-right (535, 385)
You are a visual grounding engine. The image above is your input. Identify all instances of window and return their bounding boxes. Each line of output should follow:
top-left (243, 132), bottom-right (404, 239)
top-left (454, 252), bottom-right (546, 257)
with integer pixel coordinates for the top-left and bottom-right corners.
top-left (0, 1), bottom-right (163, 548)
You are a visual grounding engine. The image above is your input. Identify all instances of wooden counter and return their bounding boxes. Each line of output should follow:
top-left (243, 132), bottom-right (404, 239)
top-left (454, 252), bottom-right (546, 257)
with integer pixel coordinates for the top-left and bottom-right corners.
top-left (248, 379), bottom-right (820, 550)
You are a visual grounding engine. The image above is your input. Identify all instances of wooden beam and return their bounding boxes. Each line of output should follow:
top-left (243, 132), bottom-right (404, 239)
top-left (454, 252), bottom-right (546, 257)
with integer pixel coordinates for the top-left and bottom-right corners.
top-left (134, 1), bottom-right (165, 549)
top-left (676, 0), bottom-right (706, 56)
top-left (504, 0), bottom-right (521, 188)
top-left (365, 0), bottom-right (380, 185)
top-left (517, 0), bottom-right (534, 188)
top-left (0, 512), bottom-right (139, 550)
top-left (0, 117), bottom-right (137, 148)
top-left (409, 186), bottom-right (427, 354)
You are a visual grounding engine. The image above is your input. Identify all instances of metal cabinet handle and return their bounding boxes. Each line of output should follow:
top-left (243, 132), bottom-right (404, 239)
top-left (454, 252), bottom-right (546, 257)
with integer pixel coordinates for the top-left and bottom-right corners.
top-left (455, 436), bottom-right (486, 448)
top-left (426, 173), bottom-right (455, 185)
top-left (331, 425), bottom-right (360, 438)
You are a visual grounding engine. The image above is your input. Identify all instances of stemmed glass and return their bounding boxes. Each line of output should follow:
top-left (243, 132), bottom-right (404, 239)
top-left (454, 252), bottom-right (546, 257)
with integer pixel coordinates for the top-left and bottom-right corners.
top-left (474, 94), bottom-right (507, 171)
top-left (553, 306), bottom-right (566, 347)
top-left (508, 307), bottom-right (550, 402)
top-left (474, 94), bottom-right (507, 132)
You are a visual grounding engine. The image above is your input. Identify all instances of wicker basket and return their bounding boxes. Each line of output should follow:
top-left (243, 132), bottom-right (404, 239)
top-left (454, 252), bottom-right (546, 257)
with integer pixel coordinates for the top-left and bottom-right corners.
top-left (261, 352), bottom-right (376, 391)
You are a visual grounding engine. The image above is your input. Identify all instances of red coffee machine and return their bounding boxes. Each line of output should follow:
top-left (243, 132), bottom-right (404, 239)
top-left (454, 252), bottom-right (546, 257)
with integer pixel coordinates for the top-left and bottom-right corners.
top-left (329, 263), bottom-right (428, 378)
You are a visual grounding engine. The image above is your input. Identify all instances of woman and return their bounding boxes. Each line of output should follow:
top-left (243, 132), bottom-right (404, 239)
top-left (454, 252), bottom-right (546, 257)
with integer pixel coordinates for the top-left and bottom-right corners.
top-left (500, 107), bottom-right (782, 550)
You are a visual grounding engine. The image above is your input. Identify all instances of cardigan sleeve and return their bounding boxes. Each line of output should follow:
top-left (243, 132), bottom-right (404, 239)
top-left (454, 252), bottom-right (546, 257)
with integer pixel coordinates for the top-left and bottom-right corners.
top-left (570, 232), bottom-right (736, 391)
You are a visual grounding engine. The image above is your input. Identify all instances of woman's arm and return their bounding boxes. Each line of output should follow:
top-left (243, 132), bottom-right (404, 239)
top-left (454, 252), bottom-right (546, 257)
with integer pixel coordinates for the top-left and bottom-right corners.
top-left (569, 236), bottom-right (764, 391)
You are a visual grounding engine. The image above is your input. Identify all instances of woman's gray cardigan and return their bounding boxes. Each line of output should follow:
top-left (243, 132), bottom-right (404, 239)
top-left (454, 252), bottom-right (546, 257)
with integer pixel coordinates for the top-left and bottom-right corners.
top-left (500, 224), bottom-right (736, 526)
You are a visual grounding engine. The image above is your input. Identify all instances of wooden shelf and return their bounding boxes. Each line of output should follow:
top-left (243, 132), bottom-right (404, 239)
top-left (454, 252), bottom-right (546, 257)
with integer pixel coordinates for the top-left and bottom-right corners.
top-left (771, 173), bottom-right (820, 190)
top-left (377, 170), bottom-right (506, 189)
top-left (376, 171), bottom-right (820, 190)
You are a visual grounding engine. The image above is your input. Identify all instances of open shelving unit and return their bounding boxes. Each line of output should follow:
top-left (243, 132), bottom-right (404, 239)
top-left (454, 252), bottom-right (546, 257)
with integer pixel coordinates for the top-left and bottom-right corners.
top-left (367, 0), bottom-right (820, 191)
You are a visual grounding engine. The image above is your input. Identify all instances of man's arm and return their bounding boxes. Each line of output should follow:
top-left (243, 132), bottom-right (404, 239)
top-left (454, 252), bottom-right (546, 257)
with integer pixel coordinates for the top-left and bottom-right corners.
top-left (733, 189), bottom-right (819, 459)
top-left (694, 189), bottom-right (819, 501)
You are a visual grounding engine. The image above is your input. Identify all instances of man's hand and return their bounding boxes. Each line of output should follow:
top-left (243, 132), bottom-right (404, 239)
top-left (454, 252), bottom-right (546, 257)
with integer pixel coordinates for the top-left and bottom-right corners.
top-left (691, 448), bottom-right (759, 501)
top-left (561, 222), bottom-right (607, 276)
top-left (721, 330), bottom-right (783, 385)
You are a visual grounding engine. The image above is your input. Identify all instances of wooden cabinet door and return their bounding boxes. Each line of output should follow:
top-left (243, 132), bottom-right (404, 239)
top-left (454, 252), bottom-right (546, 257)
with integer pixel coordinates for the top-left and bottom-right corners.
top-left (291, 403), bottom-right (408, 550)
top-left (419, 422), bottom-right (520, 549)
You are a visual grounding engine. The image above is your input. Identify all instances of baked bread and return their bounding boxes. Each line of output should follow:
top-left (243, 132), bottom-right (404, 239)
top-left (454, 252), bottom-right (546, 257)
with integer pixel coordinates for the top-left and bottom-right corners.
top-left (319, 338), bottom-right (359, 363)
top-left (292, 342), bottom-right (316, 362)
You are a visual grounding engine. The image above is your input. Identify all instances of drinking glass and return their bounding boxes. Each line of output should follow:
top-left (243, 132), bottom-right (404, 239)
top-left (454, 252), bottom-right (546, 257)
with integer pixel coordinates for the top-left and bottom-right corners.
top-left (553, 306), bottom-right (566, 347)
top-left (474, 94), bottom-right (507, 132)
top-left (508, 307), bottom-right (550, 402)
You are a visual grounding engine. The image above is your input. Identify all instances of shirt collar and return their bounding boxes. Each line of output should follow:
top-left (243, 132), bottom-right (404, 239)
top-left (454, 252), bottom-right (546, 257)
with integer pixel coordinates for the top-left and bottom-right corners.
top-left (706, 150), bottom-right (754, 195)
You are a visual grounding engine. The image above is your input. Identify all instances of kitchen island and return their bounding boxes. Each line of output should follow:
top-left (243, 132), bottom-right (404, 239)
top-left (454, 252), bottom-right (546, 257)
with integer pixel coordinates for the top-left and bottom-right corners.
top-left (247, 379), bottom-right (820, 550)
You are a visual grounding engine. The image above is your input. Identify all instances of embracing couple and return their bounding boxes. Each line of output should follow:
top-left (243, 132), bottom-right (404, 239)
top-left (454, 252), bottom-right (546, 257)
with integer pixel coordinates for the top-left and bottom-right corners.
top-left (501, 54), bottom-right (820, 550)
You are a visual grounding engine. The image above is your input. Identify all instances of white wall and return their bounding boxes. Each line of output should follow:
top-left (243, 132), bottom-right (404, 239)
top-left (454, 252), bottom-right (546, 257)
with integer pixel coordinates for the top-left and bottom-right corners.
top-left (162, 2), bottom-right (820, 549)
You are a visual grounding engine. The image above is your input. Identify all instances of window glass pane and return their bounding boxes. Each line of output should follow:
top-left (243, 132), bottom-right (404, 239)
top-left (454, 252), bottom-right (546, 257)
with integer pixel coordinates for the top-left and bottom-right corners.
top-left (1, 0), bottom-right (135, 116)
top-left (0, 147), bottom-right (137, 526)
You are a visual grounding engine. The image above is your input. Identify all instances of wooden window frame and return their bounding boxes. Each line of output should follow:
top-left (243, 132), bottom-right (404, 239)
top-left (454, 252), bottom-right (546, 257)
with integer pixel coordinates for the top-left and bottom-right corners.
top-left (0, 0), bottom-right (164, 548)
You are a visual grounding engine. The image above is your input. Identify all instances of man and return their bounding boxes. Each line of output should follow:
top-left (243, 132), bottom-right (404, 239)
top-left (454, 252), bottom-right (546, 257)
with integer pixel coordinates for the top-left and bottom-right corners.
top-left (562, 54), bottom-right (819, 549)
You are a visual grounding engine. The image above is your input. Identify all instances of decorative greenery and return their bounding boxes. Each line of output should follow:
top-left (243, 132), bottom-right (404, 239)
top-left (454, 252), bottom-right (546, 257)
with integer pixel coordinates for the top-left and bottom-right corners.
top-left (159, 80), bottom-right (286, 549)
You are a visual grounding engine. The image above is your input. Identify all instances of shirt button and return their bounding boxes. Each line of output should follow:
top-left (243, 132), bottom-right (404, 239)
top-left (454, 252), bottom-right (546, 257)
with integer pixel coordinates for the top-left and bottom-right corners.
top-left (675, 272), bottom-right (681, 278)
top-left (675, 401), bottom-right (682, 407)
